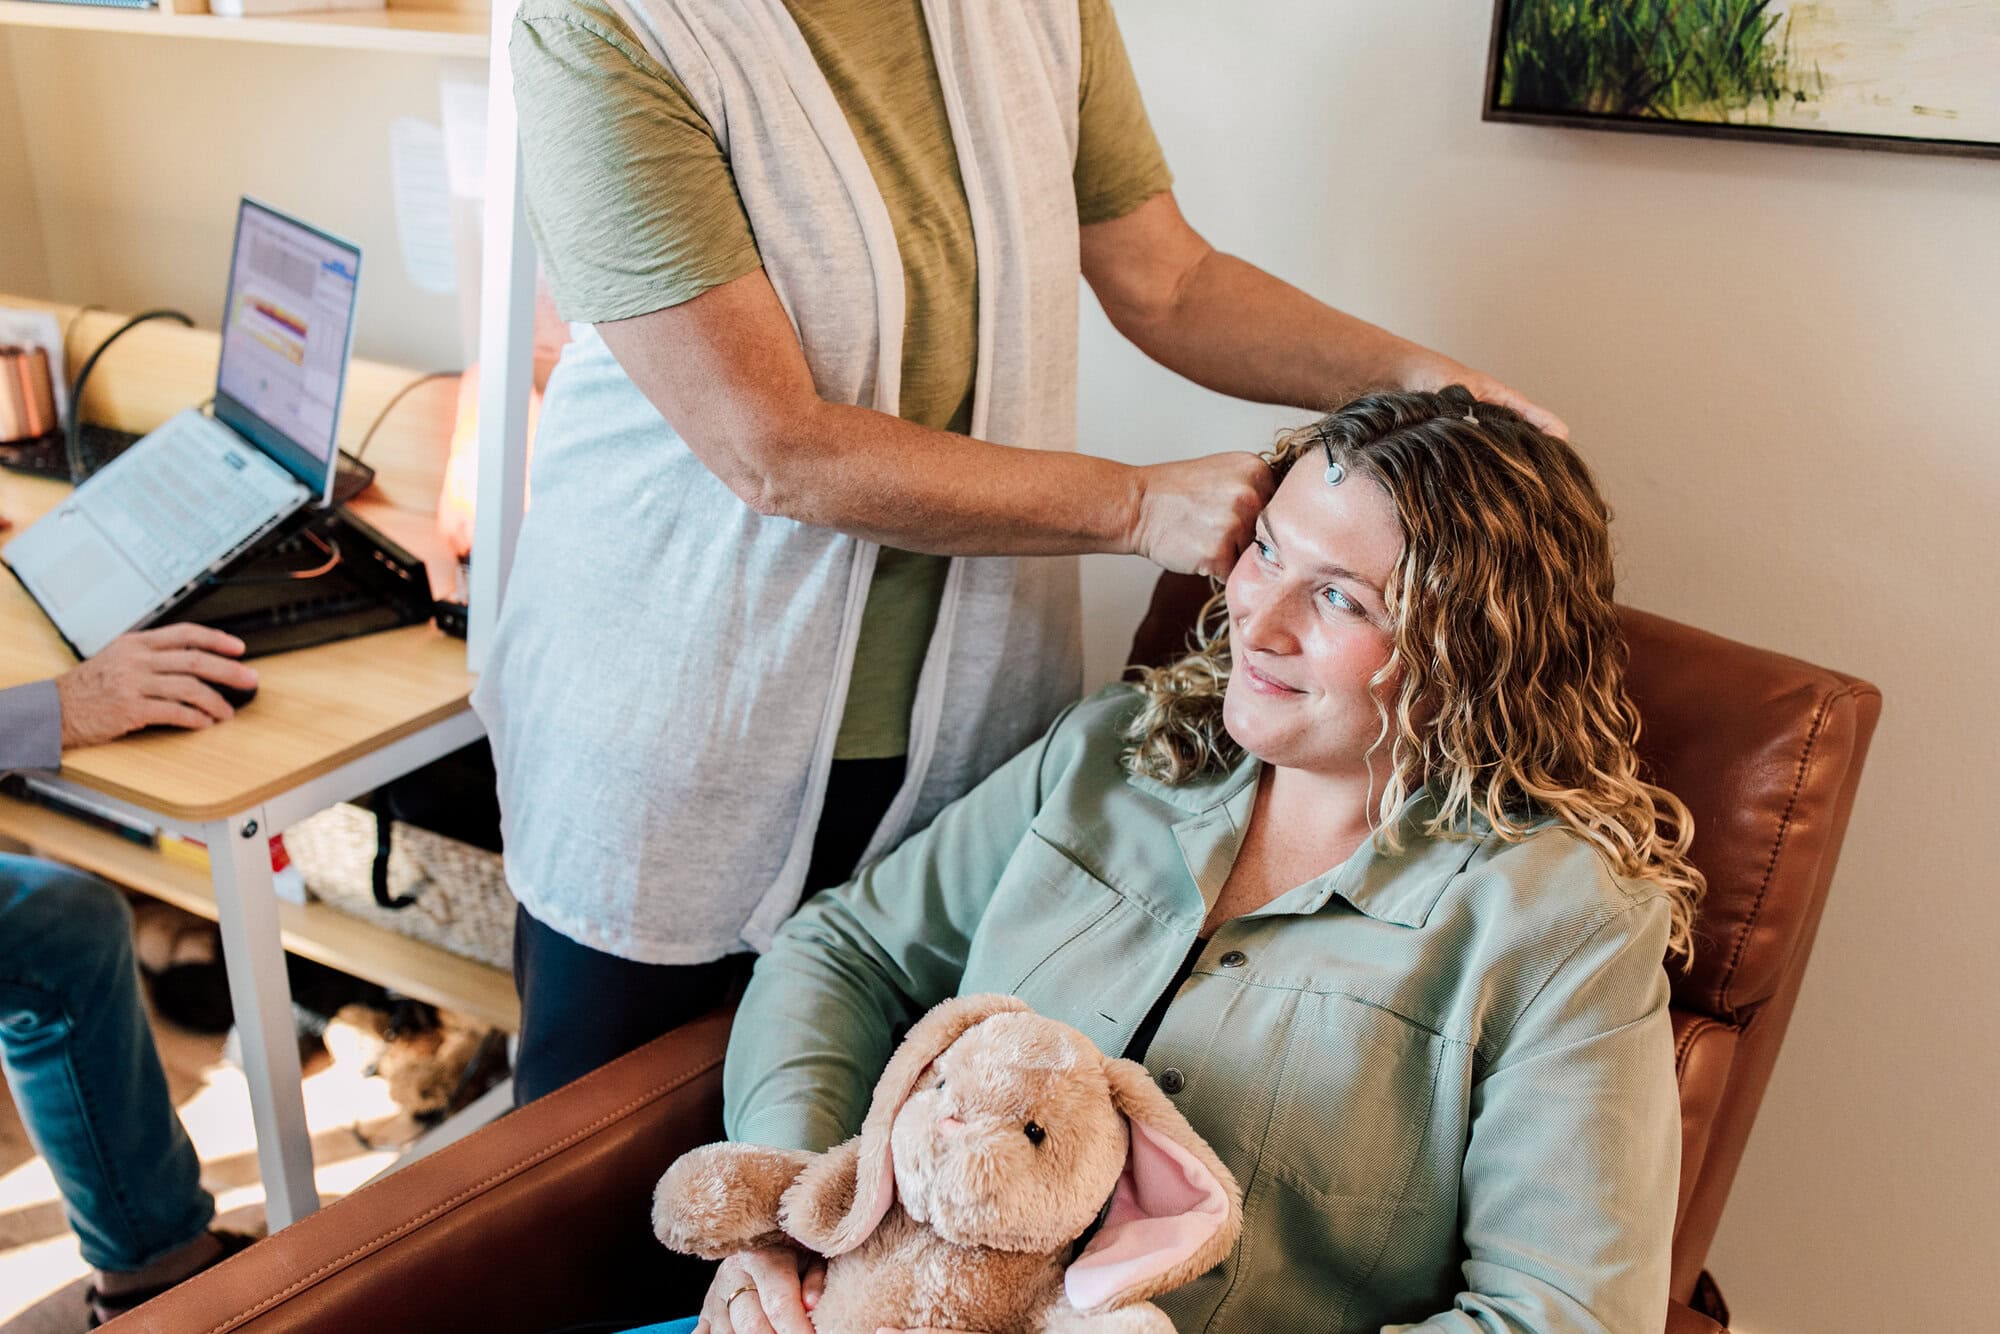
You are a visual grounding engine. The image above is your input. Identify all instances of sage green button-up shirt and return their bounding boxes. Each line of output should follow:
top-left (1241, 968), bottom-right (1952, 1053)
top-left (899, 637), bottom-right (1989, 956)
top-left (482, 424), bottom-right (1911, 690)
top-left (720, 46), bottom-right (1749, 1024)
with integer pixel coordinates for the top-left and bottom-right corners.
top-left (726, 687), bottom-right (1679, 1333)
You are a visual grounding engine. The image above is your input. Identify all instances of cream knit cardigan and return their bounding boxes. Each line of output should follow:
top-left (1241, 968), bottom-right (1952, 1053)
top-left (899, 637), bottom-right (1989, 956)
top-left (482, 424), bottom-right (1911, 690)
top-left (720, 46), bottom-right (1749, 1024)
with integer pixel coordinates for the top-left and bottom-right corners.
top-left (474, 0), bottom-right (1088, 963)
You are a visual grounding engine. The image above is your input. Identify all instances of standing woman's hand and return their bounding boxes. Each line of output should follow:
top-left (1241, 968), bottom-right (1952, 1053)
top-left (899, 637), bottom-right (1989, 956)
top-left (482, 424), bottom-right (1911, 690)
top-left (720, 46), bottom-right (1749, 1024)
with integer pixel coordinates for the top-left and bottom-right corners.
top-left (1127, 451), bottom-right (1275, 578)
top-left (1395, 351), bottom-right (1569, 441)
top-left (695, 1247), bottom-right (826, 1334)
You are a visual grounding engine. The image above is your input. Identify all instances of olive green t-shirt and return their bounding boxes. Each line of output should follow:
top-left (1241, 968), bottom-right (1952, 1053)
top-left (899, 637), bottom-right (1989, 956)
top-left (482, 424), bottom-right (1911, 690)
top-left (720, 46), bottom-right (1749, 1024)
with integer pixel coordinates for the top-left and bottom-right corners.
top-left (512, 0), bottom-right (1172, 758)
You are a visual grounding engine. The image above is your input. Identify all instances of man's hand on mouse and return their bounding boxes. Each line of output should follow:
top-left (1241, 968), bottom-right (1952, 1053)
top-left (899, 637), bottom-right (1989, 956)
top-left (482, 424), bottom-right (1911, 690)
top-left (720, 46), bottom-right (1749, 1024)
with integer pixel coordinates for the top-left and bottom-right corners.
top-left (55, 625), bottom-right (259, 750)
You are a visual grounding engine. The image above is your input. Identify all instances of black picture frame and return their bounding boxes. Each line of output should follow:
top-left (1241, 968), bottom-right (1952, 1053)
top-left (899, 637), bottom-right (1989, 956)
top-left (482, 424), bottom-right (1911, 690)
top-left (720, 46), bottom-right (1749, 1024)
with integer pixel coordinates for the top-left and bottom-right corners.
top-left (1482, 0), bottom-right (2000, 162)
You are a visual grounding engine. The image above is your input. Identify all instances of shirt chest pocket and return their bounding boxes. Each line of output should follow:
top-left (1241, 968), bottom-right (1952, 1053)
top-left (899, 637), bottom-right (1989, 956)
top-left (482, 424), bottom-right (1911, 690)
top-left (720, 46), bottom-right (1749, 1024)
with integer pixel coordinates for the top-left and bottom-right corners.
top-left (1265, 992), bottom-right (1444, 1210)
top-left (1191, 990), bottom-right (1454, 1333)
top-left (959, 834), bottom-right (1123, 997)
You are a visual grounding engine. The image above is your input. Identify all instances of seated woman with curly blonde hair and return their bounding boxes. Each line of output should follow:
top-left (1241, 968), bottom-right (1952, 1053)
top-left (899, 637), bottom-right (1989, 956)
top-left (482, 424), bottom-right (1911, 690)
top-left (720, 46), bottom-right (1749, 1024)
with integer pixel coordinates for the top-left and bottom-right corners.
top-left (690, 386), bottom-right (1704, 1334)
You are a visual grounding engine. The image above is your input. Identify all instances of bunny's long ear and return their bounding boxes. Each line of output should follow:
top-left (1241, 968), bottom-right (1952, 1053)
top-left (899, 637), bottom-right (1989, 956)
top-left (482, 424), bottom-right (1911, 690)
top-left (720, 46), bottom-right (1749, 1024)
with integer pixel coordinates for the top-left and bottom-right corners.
top-left (779, 993), bottom-right (1030, 1256)
top-left (1063, 1057), bottom-right (1243, 1312)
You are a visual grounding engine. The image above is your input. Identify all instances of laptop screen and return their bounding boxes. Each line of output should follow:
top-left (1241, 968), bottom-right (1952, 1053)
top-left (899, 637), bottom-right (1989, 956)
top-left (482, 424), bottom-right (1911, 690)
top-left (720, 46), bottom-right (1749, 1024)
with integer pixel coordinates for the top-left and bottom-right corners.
top-left (212, 199), bottom-right (361, 503)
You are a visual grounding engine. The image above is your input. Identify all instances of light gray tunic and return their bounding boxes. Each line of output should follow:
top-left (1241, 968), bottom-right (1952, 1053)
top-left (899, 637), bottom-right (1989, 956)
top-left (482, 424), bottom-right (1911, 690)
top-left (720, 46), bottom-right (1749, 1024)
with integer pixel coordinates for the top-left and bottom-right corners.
top-left (472, 0), bottom-right (1087, 963)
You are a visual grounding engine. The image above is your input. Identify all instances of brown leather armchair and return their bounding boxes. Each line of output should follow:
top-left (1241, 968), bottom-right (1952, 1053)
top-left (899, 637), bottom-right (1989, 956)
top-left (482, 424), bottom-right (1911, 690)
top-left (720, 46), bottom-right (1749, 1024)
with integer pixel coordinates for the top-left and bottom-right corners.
top-left (121, 584), bottom-right (1879, 1334)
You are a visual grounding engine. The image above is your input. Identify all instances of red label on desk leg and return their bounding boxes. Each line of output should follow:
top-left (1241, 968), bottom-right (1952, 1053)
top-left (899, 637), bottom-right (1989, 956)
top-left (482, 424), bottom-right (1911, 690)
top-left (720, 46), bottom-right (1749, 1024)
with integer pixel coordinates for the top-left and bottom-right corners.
top-left (161, 832), bottom-right (308, 901)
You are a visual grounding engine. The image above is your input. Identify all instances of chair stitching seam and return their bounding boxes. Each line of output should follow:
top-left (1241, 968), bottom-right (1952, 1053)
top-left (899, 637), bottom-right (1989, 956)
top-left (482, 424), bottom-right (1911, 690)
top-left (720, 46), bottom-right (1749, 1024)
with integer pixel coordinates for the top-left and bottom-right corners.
top-left (1716, 690), bottom-right (1837, 1013)
top-left (199, 1051), bottom-right (723, 1333)
top-left (1674, 1016), bottom-right (1719, 1073)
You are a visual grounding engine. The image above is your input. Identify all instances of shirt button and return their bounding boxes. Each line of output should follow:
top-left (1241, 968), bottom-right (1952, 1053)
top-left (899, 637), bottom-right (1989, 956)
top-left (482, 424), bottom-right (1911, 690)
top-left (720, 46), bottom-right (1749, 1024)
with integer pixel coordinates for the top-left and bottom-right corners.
top-left (1159, 1068), bottom-right (1186, 1095)
top-left (1219, 950), bottom-right (1247, 968)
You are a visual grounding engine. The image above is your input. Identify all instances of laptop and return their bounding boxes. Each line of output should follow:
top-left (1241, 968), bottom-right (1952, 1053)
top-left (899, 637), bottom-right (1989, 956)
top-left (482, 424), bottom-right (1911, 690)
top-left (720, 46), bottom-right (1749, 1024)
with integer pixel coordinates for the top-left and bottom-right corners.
top-left (3, 198), bottom-right (362, 659)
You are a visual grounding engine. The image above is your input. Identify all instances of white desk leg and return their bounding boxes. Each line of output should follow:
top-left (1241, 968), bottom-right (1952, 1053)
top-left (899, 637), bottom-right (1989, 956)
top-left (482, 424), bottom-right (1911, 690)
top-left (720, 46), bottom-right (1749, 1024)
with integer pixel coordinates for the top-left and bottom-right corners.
top-left (206, 810), bottom-right (319, 1228)
top-left (469, 0), bottom-right (536, 673)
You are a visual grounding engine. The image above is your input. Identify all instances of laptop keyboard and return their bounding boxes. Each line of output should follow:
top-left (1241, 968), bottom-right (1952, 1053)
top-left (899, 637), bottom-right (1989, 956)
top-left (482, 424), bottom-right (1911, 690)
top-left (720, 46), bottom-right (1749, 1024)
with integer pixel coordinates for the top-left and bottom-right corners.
top-left (85, 414), bottom-right (302, 590)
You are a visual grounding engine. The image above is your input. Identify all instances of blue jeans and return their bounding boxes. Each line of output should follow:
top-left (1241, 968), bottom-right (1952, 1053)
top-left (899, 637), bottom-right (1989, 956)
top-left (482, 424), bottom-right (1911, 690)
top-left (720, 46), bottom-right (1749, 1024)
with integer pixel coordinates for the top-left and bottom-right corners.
top-left (620, 1322), bottom-right (696, 1334)
top-left (0, 854), bottom-right (214, 1271)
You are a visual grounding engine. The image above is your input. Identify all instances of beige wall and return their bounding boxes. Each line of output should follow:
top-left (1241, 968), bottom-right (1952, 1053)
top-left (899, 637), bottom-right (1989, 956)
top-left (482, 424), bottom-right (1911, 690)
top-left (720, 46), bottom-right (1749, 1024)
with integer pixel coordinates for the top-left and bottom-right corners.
top-left (0, 29), bottom-right (467, 371)
top-left (1077, 3), bottom-right (1998, 1330)
top-left (0, 32), bottom-right (51, 295)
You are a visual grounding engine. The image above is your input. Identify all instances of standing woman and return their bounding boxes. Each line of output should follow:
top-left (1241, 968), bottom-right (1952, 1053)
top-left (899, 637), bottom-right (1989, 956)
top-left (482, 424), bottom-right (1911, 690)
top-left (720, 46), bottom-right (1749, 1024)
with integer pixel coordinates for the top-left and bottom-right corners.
top-left (478, 0), bottom-right (1565, 1104)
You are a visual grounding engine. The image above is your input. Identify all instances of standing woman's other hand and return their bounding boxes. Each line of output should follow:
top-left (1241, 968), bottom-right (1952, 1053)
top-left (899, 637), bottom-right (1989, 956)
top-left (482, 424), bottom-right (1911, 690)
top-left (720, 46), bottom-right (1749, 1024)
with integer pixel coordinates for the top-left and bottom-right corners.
top-left (1128, 451), bottom-right (1275, 578)
top-left (694, 1247), bottom-right (823, 1334)
top-left (1398, 353), bottom-right (1569, 441)
top-left (54, 625), bottom-right (258, 749)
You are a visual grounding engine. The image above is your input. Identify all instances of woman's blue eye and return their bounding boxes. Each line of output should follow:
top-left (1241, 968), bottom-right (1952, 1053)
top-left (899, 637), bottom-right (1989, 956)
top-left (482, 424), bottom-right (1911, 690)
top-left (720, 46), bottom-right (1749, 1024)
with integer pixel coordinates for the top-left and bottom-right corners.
top-left (1253, 538), bottom-right (1276, 563)
top-left (1322, 586), bottom-right (1358, 614)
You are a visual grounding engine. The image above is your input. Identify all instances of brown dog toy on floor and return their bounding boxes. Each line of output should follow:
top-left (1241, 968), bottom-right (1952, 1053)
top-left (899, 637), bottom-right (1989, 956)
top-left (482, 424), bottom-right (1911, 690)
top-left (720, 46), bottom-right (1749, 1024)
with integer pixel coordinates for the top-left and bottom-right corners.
top-left (654, 994), bottom-right (1242, 1334)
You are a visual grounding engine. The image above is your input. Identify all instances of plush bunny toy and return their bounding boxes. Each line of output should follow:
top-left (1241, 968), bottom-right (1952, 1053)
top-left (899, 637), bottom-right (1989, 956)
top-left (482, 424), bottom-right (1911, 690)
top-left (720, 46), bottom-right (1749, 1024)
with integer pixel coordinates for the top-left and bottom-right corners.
top-left (654, 994), bottom-right (1243, 1334)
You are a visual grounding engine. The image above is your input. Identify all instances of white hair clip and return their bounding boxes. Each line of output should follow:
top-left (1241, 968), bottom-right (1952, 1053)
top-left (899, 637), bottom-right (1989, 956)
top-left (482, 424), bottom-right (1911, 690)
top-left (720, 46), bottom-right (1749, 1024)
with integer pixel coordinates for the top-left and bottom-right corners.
top-left (1320, 438), bottom-right (1344, 485)
top-left (1463, 408), bottom-right (1480, 425)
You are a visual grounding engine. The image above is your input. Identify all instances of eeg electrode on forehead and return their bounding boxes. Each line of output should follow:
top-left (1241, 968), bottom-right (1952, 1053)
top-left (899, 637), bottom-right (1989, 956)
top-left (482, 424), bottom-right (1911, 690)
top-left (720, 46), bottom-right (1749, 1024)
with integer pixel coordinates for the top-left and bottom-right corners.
top-left (1321, 402), bottom-right (1482, 486)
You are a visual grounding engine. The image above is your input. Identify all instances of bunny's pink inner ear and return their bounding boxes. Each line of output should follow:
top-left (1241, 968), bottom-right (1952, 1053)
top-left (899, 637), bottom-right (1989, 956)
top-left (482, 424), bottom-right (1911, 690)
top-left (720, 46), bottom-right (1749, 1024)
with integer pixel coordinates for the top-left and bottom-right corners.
top-left (1062, 1117), bottom-right (1234, 1311)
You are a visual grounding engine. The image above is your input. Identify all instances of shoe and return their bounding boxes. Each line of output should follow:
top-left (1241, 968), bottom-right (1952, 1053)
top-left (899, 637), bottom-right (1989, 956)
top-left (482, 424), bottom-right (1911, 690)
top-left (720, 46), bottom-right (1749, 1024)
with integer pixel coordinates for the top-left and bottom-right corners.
top-left (144, 960), bottom-right (236, 1034)
top-left (85, 1229), bottom-right (259, 1327)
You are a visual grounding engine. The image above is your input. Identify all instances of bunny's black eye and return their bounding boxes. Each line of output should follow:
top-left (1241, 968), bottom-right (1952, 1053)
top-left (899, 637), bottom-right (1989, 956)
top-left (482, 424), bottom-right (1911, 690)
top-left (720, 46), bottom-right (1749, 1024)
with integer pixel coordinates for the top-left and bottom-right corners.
top-left (1023, 1121), bottom-right (1046, 1146)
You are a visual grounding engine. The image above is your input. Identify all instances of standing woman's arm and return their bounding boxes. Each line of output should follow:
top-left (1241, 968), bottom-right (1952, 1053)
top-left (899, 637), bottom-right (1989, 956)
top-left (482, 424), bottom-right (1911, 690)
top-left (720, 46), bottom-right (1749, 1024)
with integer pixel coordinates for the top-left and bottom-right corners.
top-left (1065, 0), bottom-right (1564, 437)
top-left (1080, 191), bottom-right (1569, 440)
top-left (595, 274), bottom-right (1270, 576)
top-left (513, 1), bottom-right (1272, 578)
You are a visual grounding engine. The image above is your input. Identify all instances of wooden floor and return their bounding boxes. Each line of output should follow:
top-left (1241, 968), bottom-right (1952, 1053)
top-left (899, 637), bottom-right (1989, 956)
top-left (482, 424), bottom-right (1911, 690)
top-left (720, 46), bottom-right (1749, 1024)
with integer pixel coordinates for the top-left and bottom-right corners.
top-left (0, 938), bottom-right (439, 1332)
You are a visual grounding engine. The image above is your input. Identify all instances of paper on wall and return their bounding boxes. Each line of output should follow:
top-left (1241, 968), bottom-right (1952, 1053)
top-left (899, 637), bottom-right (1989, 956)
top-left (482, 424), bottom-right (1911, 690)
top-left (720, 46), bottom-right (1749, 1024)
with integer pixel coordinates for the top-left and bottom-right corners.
top-left (439, 73), bottom-right (489, 201)
top-left (389, 117), bottom-right (457, 296)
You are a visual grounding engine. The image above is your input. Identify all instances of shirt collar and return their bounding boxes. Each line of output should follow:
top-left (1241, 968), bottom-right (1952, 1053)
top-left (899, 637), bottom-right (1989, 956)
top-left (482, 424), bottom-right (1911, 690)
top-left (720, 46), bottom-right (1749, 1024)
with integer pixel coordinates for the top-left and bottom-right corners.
top-left (1123, 747), bottom-right (1262, 815)
top-left (1294, 788), bottom-right (1489, 928)
top-left (1134, 755), bottom-right (1489, 930)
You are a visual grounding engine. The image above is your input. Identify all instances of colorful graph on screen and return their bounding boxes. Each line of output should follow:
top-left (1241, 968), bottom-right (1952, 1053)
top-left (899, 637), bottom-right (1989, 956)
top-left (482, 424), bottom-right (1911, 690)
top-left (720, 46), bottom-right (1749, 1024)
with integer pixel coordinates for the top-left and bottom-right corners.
top-left (234, 294), bottom-right (308, 367)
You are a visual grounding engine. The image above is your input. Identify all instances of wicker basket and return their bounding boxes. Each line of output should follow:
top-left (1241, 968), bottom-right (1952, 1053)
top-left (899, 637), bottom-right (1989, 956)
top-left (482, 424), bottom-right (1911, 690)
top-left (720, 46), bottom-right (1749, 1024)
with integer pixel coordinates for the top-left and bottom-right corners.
top-left (284, 804), bottom-right (514, 972)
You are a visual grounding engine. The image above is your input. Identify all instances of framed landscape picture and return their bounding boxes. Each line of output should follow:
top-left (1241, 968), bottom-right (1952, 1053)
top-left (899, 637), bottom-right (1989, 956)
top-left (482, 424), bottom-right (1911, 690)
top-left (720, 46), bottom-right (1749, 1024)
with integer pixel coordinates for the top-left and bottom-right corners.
top-left (1484, 1), bottom-right (2000, 160)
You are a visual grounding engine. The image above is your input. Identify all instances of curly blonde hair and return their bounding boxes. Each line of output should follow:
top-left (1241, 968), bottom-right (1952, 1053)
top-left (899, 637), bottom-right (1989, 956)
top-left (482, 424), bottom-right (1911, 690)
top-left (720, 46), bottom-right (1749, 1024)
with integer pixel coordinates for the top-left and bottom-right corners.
top-left (1124, 386), bottom-right (1704, 963)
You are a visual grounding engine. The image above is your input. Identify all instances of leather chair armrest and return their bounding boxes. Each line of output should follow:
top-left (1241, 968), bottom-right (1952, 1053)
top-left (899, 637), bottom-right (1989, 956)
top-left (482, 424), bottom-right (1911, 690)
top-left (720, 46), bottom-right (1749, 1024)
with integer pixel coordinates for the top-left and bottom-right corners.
top-left (1666, 1297), bottom-right (1729, 1334)
top-left (113, 1009), bottom-right (734, 1333)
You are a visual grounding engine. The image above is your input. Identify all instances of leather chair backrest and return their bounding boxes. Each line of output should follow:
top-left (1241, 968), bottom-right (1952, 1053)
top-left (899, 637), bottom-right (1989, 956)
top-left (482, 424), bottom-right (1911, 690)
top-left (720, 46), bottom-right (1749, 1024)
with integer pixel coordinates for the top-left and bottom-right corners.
top-left (1615, 607), bottom-right (1878, 1022)
top-left (1125, 574), bottom-right (1881, 1304)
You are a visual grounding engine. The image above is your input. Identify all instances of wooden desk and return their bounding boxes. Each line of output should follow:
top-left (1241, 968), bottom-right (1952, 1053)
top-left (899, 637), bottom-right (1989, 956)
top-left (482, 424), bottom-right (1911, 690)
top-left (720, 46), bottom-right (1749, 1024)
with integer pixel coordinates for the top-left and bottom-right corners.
top-left (0, 328), bottom-right (502, 1226)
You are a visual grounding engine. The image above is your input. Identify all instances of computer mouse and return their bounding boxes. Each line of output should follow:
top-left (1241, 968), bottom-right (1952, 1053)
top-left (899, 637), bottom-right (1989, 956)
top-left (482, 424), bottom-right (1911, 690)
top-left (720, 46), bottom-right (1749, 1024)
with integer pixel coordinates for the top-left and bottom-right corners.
top-left (217, 682), bottom-right (259, 711)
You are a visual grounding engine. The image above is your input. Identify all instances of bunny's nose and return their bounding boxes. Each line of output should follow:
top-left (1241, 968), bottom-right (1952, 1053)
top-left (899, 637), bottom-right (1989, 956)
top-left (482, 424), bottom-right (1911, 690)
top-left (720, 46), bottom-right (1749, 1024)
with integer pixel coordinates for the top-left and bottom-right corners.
top-left (938, 1115), bottom-right (966, 1135)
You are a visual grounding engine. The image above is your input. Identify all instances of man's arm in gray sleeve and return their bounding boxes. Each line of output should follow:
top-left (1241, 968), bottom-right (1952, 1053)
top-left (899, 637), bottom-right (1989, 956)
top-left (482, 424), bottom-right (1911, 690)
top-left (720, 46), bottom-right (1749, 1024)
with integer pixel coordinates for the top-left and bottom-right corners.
top-left (0, 680), bottom-right (62, 773)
